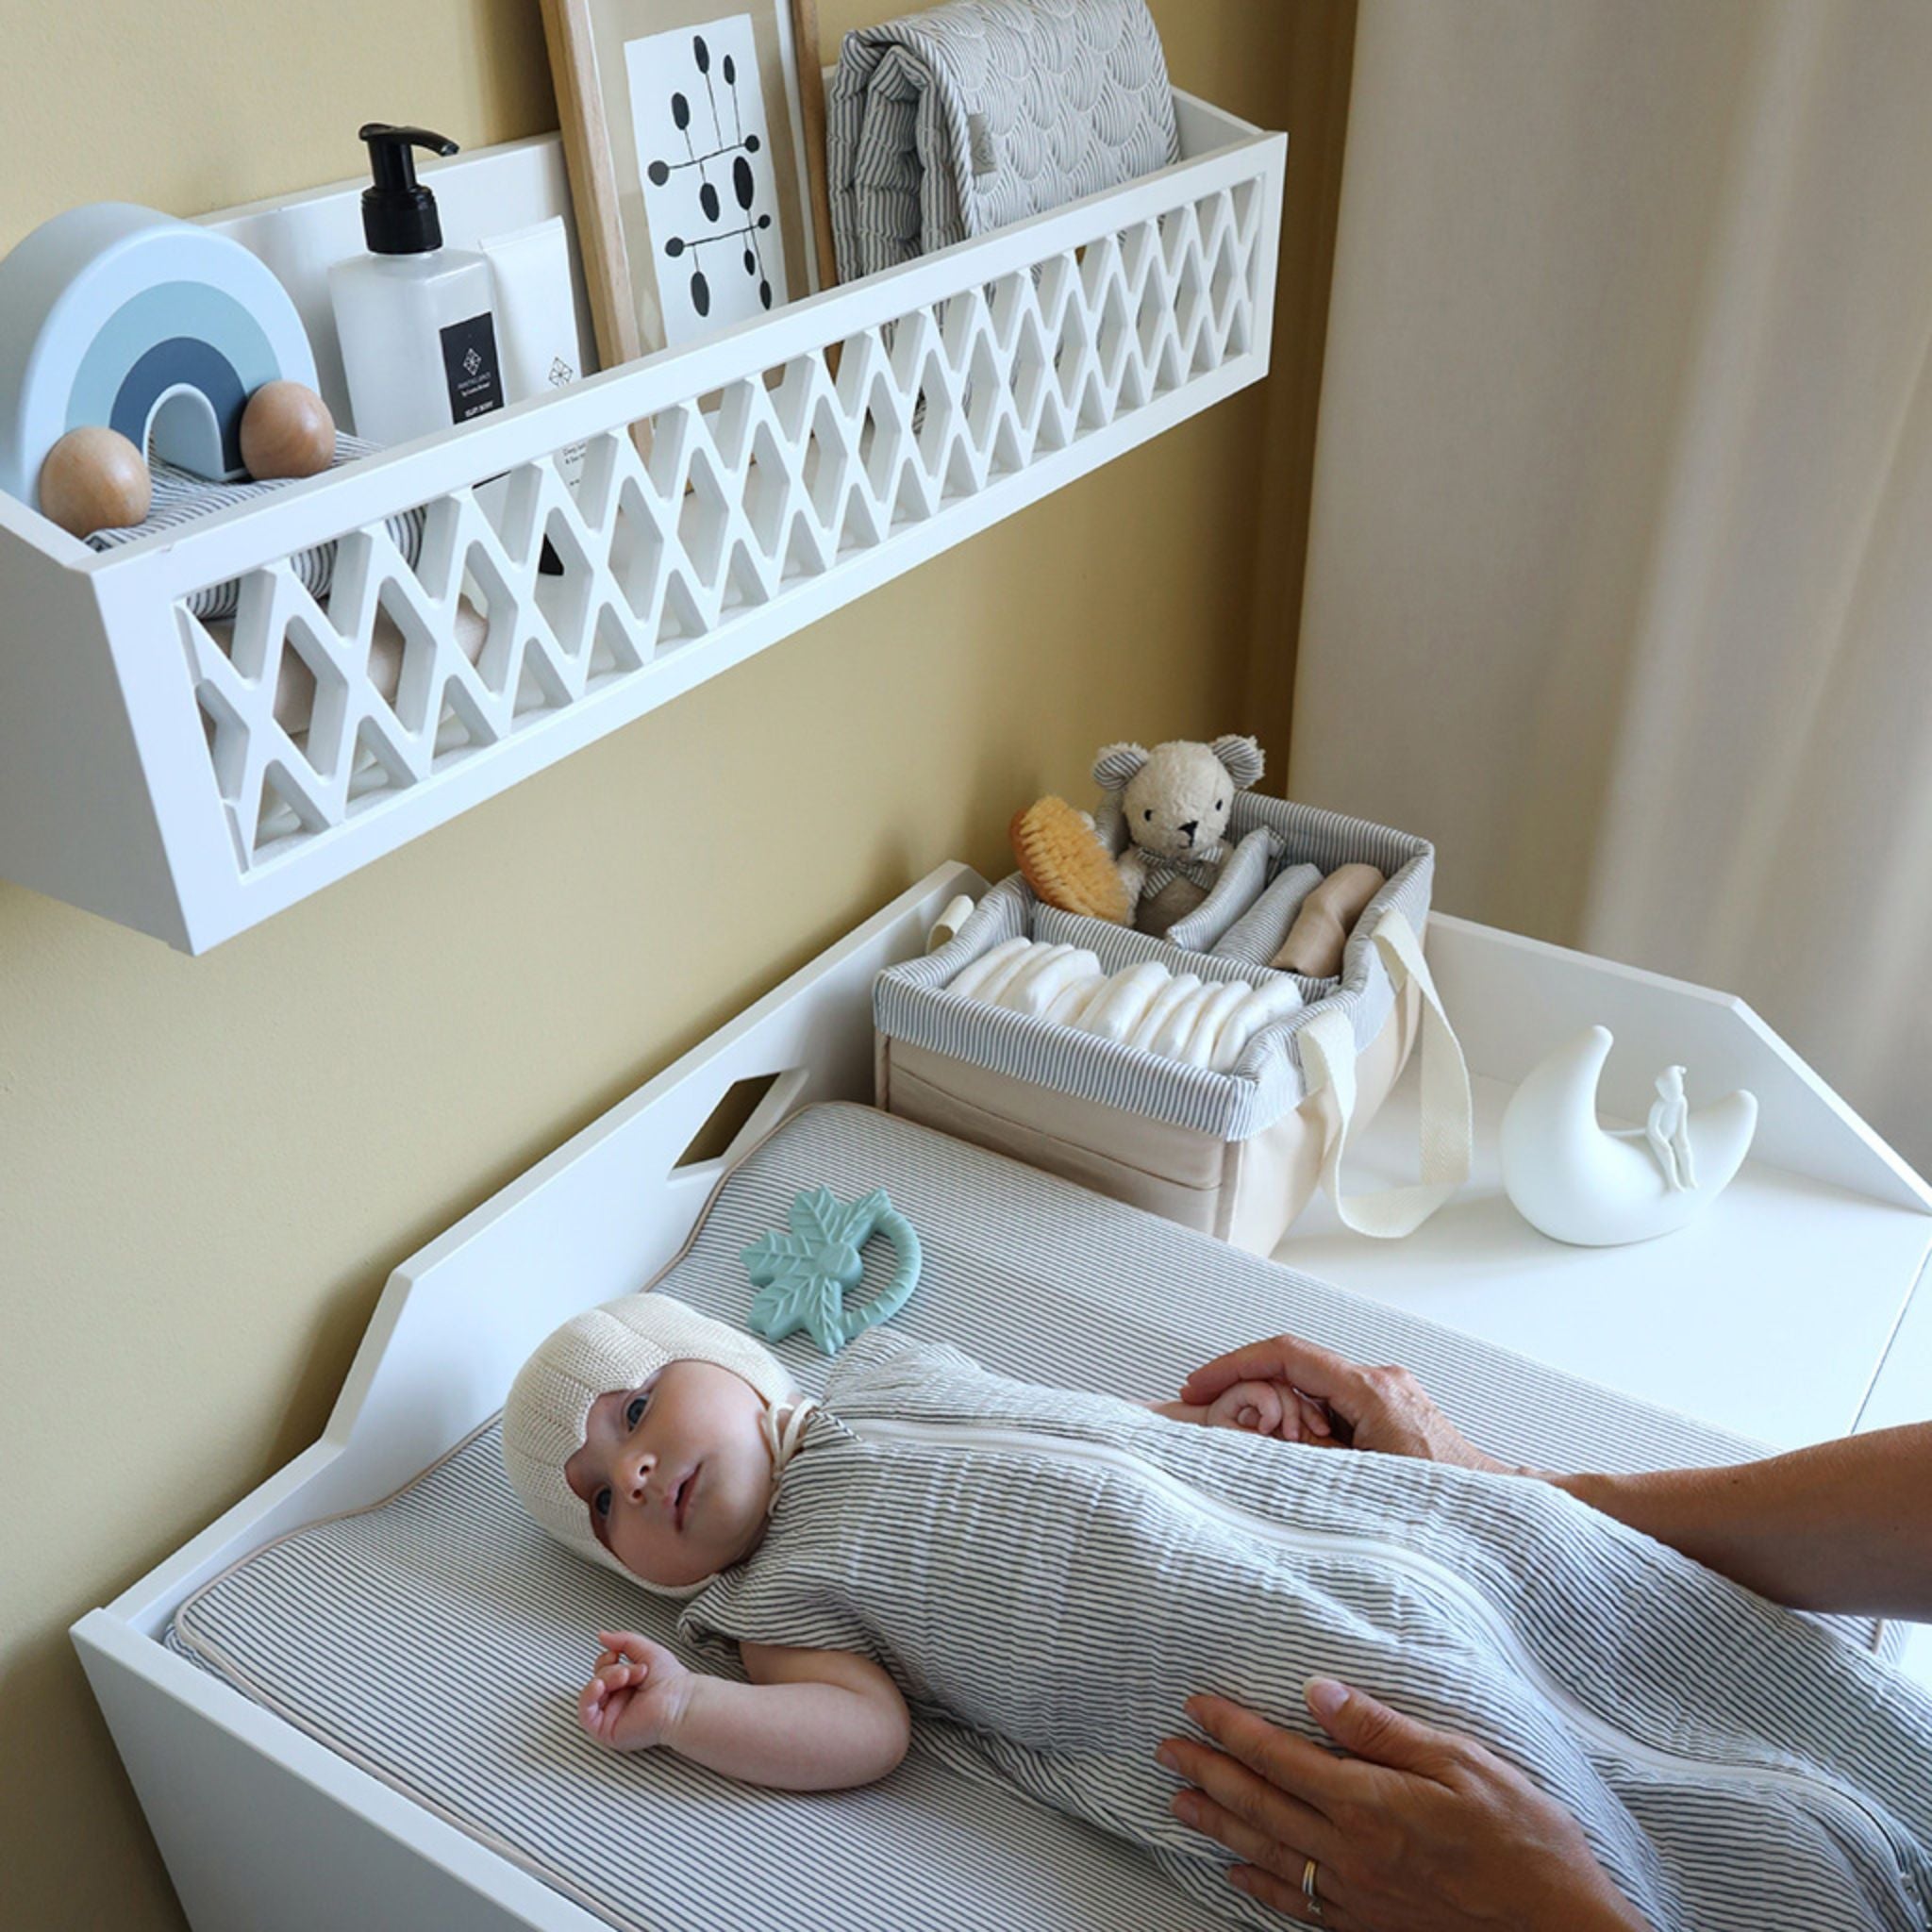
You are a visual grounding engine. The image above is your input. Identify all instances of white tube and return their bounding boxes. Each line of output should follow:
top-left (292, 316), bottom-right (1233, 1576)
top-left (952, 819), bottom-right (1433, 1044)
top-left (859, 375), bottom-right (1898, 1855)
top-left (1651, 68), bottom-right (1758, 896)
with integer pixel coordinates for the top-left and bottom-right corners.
top-left (926, 894), bottom-right (977, 952)
top-left (477, 217), bottom-right (588, 485)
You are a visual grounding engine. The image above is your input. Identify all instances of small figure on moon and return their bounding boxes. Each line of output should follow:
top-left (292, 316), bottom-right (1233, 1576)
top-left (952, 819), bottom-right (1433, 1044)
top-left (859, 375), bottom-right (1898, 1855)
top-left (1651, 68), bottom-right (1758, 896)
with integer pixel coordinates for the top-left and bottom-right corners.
top-left (1644, 1064), bottom-right (1698, 1193)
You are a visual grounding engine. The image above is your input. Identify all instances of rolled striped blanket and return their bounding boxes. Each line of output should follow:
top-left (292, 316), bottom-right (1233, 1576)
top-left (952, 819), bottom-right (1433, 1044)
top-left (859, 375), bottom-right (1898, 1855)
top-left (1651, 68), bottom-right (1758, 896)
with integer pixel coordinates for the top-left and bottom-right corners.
top-left (87, 433), bottom-right (424, 619)
top-left (827, 0), bottom-right (1180, 282)
top-left (686, 1329), bottom-right (1932, 1932)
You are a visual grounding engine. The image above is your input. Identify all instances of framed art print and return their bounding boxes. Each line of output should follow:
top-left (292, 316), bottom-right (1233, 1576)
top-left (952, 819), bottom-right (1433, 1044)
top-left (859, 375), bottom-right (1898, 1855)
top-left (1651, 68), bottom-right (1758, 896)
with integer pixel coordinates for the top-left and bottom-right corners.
top-left (541, 0), bottom-right (823, 368)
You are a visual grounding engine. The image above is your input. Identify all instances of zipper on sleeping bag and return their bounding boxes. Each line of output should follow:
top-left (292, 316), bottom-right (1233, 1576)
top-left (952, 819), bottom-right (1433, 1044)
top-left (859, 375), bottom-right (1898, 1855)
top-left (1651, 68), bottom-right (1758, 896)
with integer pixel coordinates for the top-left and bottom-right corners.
top-left (847, 1414), bottom-right (1912, 1868)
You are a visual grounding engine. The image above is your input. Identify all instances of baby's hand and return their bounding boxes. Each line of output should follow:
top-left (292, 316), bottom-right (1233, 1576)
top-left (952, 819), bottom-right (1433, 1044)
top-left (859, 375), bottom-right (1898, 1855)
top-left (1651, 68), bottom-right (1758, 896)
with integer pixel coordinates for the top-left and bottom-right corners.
top-left (578, 1630), bottom-right (695, 1753)
top-left (1147, 1380), bottom-right (1335, 1443)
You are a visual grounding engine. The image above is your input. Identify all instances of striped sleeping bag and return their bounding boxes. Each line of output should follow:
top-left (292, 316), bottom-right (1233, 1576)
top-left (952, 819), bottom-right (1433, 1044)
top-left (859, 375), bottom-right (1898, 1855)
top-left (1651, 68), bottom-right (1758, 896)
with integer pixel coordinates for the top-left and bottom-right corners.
top-left (683, 1328), bottom-right (1932, 1932)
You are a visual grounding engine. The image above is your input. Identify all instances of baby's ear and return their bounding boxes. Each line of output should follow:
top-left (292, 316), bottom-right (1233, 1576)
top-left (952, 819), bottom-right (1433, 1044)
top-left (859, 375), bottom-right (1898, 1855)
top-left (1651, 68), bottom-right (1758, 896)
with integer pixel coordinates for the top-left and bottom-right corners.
top-left (1092, 741), bottom-right (1149, 792)
top-left (1210, 734), bottom-right (1264, 792)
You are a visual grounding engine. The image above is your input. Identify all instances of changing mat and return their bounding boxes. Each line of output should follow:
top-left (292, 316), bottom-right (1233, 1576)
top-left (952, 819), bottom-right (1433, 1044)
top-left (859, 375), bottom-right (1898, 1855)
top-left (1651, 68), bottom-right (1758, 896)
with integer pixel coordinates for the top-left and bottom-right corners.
top-left (827, 0), bottom-right (1180, 282)
top-left (168, 1105), bottom-right (1907, 1932)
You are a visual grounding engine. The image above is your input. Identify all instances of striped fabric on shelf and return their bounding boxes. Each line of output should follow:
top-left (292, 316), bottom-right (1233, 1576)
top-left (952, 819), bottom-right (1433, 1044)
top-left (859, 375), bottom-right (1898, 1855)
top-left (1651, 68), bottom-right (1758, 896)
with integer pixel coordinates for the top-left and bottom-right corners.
top-left (87, 434), bottom-right (425, 619)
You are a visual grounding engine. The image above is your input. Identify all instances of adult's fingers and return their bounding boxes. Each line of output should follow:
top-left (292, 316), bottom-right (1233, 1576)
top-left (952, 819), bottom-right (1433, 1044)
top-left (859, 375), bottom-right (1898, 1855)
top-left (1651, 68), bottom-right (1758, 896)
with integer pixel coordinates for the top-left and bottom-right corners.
top-left (1169, 1779), bottom-right (1364, 1925)
top-left (1230, 1859), bottom-right (1363, 1930)
top-left (1176, 1697), bottom-right (1388, 1825)
top-left (1180, 1333), bottom-right (1369, 1410)
top-left (1304, 1677), bottom-right (1468, 1781)
top-left (1158, 1733), bottom-right (1341, 1867)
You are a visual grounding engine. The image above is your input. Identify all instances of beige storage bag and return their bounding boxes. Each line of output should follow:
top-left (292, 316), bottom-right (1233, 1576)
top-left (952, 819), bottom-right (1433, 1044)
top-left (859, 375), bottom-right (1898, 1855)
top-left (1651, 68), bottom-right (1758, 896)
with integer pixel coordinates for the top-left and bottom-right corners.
top-left (874, 798), bottom-right (1471, 1254)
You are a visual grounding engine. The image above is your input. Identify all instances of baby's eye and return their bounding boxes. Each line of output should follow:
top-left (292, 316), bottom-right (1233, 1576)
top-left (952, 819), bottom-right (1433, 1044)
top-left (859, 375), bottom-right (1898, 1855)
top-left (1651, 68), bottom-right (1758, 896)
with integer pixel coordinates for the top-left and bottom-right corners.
top-left (625, 1391), bottom-right (652, 1428)
top-left (593, 1486), bottom-right (612, 1519)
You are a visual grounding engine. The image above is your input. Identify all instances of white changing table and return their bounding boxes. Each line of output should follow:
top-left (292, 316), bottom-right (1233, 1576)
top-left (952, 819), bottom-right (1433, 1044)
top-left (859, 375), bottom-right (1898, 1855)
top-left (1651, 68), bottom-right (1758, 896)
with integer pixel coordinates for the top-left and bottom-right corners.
top-left (72, 868), bottom-right (1932, 1932)
top-left (1277, 913), bottom-right (1932, 1690)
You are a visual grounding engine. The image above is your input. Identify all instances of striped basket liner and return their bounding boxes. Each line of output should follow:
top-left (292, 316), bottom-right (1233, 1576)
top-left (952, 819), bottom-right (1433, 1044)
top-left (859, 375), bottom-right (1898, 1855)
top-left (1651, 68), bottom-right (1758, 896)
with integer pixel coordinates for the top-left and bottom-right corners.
top-left (874, 792), bottom-right (1434, 1141)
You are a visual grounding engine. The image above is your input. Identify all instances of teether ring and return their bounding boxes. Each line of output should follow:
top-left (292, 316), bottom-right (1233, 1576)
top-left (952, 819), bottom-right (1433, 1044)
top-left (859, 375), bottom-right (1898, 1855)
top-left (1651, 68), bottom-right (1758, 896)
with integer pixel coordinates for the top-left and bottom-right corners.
top-left (742, 1186), bottom-right (922, 1356)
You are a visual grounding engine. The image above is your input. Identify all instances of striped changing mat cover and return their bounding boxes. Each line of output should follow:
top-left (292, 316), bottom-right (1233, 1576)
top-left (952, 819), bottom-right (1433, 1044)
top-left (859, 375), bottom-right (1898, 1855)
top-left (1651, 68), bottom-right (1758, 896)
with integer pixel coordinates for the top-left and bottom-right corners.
top-left (828, 0), bottom-right (1180, 282)
top-left (169, 1104), bottom-right (1924, 1932)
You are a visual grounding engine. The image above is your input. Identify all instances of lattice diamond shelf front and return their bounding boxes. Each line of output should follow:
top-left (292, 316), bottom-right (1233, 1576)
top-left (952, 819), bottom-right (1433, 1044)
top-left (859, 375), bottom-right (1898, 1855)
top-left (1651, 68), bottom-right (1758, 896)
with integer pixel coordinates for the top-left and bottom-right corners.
top-left (172, 169), bottom-right (1273, 876)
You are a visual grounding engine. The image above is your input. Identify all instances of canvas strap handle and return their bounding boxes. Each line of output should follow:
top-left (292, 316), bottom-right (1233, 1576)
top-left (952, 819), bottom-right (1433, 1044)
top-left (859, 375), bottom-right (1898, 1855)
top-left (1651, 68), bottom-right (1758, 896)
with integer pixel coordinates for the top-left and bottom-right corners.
top-left (1296, 909), bottom-right (1472, 1239)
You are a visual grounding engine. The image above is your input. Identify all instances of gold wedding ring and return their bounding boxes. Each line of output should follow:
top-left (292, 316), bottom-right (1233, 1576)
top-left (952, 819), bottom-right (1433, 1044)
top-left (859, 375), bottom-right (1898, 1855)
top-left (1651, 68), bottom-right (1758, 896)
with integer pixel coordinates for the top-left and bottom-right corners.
top-left (1301, 1855), bottom-right (1324, 1921)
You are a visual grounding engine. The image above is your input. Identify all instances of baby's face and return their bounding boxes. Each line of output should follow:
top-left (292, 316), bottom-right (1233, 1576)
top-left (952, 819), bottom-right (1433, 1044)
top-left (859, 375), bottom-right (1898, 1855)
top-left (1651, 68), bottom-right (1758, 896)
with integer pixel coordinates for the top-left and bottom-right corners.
top-left (564, 1360), bottom-right (776, 1589)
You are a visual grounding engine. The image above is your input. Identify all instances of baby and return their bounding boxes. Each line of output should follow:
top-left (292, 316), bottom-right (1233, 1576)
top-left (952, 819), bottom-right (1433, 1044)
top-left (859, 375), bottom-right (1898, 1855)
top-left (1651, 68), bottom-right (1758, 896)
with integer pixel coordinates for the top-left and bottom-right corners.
top-left (501, 1292), bottom-right (1928, 1932)
top-left (501, 1291), bottom-right (1322, 1794)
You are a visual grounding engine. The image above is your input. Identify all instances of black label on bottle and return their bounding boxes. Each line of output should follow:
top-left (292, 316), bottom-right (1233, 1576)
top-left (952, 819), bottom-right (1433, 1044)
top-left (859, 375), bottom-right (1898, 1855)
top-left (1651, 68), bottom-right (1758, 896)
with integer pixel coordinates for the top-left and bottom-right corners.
top-left (439, 312), bottom-right (506, 425)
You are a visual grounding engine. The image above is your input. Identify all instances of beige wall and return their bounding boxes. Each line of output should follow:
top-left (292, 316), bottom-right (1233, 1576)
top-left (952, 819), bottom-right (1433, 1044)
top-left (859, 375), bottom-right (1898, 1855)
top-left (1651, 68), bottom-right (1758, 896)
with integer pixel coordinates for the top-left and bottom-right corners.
top-left (0, 2), bottom-right (1350, 1924)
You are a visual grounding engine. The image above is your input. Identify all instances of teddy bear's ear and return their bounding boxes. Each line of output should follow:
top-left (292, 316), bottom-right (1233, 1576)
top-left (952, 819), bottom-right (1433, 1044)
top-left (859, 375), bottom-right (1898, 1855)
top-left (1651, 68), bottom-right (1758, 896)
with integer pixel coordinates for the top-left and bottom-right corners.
top-left (1210, 734), bottom-right (1264, 791)
top-left (1092, 741), bottom-right (1150, 792)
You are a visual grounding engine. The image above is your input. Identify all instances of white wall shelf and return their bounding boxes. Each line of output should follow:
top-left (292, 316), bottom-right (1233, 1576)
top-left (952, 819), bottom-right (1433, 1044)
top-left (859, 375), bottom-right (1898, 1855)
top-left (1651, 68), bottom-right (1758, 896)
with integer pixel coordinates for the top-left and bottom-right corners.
top-left (0, 98), bottom-right (1283, 952)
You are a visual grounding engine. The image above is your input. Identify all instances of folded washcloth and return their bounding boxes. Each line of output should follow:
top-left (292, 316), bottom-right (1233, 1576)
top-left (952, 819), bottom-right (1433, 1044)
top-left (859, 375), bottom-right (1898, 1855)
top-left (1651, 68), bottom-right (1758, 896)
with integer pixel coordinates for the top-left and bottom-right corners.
top-left (827, 0), bottom-right (1180, 282)
top-left (1204, 976), bottom-right (1304, 1073)
top-left (944, 941), bottom-right (1304, 1073)
top-left (947, 935), bottom-right (1035, 1001)
top-left (1071, 961), bottom-right (1170, 1042)
top-left (998, 943), bottom-right (1102, 1016)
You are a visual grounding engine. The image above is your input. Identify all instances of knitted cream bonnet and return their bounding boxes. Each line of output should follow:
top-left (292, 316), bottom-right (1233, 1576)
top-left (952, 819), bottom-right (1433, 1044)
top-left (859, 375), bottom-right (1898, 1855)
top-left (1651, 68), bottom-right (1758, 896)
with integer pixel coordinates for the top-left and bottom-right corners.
top-left (501, 1291), bottom-right (800, 1595)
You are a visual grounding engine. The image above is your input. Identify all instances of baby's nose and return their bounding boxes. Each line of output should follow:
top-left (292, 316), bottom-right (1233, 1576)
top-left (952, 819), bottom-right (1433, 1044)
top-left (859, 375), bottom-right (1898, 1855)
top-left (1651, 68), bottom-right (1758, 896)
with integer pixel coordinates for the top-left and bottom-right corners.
top-left (627, 1451), bottom-right (656, 1498)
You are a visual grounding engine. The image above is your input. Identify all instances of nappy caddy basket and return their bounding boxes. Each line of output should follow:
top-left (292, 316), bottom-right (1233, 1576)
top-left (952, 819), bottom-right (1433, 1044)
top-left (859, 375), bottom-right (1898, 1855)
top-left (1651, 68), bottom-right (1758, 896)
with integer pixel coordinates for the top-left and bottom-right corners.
top-left (874, 795), bottom-right (1471, 1253)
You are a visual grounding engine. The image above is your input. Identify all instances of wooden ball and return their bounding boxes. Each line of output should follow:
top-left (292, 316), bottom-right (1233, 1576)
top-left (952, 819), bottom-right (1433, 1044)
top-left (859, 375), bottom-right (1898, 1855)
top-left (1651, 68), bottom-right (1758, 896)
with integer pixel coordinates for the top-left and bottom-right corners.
top-left (241, 380), bottom-right (336, 481)
top-left (38, 426), bottom-right (151, 537)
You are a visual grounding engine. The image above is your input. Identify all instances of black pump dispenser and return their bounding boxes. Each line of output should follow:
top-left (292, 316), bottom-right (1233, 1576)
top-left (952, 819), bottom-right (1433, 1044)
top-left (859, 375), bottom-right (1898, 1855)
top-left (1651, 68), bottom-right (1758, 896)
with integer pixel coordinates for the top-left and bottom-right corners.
top-left (357, 124), bottom-right (459, 255)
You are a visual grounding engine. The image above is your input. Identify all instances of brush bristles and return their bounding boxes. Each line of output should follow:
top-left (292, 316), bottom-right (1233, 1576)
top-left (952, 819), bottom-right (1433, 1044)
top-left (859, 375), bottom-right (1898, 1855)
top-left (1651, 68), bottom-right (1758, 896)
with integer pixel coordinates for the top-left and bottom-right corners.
top-left (1009, 797), bottom-right (1132, 924)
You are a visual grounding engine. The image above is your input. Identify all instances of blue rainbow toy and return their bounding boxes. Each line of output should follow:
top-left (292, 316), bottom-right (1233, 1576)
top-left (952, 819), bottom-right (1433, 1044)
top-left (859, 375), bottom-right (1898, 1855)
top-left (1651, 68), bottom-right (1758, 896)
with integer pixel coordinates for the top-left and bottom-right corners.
top-left (0, 203), bottom-right (317, 508)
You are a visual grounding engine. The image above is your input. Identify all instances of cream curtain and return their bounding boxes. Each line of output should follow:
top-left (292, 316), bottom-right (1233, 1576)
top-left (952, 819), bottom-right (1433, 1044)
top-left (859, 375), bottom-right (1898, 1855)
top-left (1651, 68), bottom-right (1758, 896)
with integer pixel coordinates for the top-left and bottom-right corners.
top-left (1291, 0), bottom-right (1932, 1169)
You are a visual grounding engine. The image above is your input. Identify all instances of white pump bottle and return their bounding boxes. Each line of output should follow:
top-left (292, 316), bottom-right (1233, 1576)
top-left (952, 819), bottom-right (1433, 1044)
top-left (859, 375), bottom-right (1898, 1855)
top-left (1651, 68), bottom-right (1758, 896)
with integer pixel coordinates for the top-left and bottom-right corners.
top-left (328, 123), bottom-right (505, 446)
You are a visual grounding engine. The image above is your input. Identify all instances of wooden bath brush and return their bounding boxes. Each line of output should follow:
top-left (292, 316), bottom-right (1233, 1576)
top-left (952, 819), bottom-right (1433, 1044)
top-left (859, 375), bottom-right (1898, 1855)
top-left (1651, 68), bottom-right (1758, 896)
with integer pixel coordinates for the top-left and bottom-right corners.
top-left (1010, 796), bottom-right (1131, 924)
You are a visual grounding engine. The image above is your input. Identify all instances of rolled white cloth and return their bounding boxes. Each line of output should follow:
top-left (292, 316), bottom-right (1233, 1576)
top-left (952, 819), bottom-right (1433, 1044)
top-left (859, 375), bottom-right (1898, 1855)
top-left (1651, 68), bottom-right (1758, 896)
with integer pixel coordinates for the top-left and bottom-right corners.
top-left (1071, 963), bottom-right (1172, 1043)
top-left (1125, 971), bottom-right (1203, 1053)
top-left (1044, 975), bottom-right (1106, 1024)
top-left (1208, 977), bottom-right (1306, 1072)
top-left (1145, 980), bottom-right (1218, 1059)
top-left (996, 944), bottom-right (1101, 1018)
top-left (1176, 980), bottom-right (1251, 1067)
top-left (948, 936), bottom-right (1036, 1003)
top-left (947, 941), bottom-right (1307, 1074)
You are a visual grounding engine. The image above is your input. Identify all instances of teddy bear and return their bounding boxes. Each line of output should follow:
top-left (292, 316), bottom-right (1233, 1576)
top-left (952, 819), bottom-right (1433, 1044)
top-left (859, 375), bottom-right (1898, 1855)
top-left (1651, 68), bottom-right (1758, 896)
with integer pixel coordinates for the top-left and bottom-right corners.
top-left (1092, 734), bottom-right (1268, 936)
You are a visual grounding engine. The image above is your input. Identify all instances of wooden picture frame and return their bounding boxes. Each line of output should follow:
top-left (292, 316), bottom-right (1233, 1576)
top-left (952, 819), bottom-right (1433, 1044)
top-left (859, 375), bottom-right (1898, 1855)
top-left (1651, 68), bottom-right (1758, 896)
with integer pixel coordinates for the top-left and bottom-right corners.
top-left (540, 0), bottom-right (830, 371)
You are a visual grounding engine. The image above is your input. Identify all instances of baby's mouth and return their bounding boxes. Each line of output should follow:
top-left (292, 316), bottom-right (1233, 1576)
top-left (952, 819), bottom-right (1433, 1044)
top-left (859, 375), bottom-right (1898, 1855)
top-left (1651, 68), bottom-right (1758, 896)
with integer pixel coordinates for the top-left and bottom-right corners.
top-left (673, 1465), bottom-right (698, 1533)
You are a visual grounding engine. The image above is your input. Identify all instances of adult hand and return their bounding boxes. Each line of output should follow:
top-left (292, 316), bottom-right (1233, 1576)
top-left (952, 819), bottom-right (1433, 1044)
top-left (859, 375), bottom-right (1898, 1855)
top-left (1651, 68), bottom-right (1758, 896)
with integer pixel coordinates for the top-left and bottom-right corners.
top-left (1178, 1333), bottom-right (1516, 1474)
top-left (1158, 1679), bottom-right (1648, 1932)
